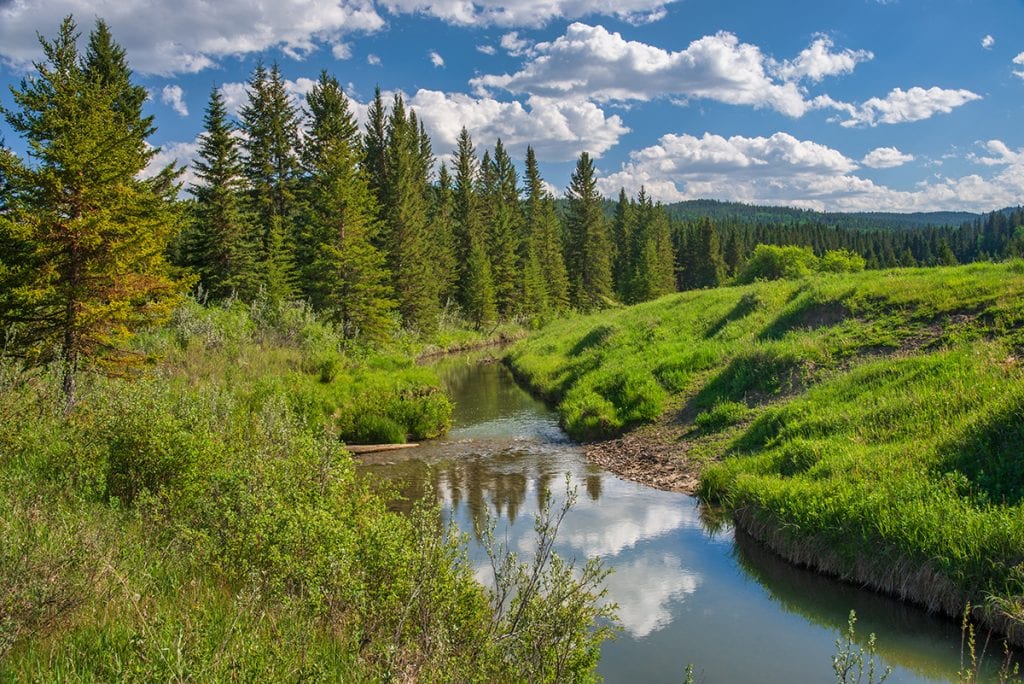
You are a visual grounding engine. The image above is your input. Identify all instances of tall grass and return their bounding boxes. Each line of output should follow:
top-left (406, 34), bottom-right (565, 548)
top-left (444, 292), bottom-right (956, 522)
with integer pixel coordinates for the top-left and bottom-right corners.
top-left (0, 299), bottom-right (614, 681)
top-left (508, 261), bottom-right (1024, 639)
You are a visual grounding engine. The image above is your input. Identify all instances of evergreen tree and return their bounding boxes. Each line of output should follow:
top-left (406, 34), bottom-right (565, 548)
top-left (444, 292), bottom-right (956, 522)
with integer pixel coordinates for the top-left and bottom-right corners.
top-left (488, 139), bottom-right (523, 317)
top-left (240, 61), bottom-right (301, 254)
top-left (383, 95), bottom-right (440, 333)
top-left (263, 216), bottom-right (298, 305)
top-left (723, 229), bottom-right (744, 277)
top-left (431, 163), bottom-right (459, 306)
top-left (0, 17), bottom-right (185, 407)
top-left (937, 238), bottom-right (959, 266)
top-left (688, 218), bottom-right (726, 288)
top-left (188, 88), bottom-right (259, 300)
top-left (362, 86), bottom-right (388, 219)
top-left (611, 188), bottom-right (634, 300)
top-left (523, 146), bottom-right (569, 315)
top-left (565, 152), bottom-right (613, 311)
top-left (452, 128), bottom-right (497, 324)
top-left (300, 71), bottom-right (394, 341)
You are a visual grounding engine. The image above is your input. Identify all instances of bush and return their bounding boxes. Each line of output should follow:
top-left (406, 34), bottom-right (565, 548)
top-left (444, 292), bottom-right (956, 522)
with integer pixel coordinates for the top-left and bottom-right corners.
top-left (819, 249), bottom-right (866, 274)
top-left (738, 244), bottom-right (819, 283)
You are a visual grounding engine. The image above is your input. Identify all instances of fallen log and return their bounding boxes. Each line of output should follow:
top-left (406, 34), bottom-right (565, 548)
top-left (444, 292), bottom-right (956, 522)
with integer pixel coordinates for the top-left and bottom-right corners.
top-left (345, 443), bottom-right (420, 454)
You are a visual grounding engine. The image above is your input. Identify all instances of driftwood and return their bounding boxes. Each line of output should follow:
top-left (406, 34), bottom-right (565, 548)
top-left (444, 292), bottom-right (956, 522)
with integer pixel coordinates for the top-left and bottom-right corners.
top-left (346, 443), bottom-right (420, 454)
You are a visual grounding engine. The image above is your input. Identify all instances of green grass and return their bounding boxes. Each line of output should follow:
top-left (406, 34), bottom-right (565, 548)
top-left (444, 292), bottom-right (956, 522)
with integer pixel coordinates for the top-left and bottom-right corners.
top-left (0, 299), bottom-right (612, 681)
top-left (508, 261), bottom-right (1024, 635)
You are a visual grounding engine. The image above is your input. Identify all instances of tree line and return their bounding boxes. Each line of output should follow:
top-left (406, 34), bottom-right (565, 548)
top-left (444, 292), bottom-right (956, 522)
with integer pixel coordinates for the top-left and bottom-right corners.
top-left (3, 16), bottom-right (1023, 406)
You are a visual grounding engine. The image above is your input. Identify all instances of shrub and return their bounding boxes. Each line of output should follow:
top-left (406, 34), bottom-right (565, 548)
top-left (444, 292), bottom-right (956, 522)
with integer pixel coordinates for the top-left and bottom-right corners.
top-left (738, 244), bottom-right (819, 283)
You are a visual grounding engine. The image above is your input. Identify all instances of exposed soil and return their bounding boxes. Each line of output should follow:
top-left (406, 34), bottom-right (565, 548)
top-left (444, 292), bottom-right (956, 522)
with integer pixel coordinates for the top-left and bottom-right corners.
top-left (583, 422), bottom-right (703, 495)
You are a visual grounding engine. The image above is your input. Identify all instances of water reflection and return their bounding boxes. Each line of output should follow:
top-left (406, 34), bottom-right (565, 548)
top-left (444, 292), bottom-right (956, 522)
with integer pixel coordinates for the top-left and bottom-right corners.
top-left (359, 353), bottom-right (993, 682)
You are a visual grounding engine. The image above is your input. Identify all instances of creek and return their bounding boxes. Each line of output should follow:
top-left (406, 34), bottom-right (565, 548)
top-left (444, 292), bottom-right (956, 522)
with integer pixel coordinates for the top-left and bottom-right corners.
top-left (358, 352), bottom-right (997, 682)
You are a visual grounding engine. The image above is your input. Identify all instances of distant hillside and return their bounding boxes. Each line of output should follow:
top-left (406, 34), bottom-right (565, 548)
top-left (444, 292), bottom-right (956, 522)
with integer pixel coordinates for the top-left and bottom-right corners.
top-left (658, 199), bottom-right (980, 230)
top-left (558, 197), bottom-right (1020, 232)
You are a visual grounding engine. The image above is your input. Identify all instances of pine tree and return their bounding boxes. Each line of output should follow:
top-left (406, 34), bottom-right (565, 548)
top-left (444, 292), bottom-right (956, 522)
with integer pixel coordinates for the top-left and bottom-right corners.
top-left (611, 188), bottom-right (634, 300)
top-left (188, 87), bottom-right (259, 300)
top-left (0, 17), bottom-right (185, 407)
top-left (300, 71), bottom-right (395, 341)
top-left (689, 218), bottom-right (726, 288)
top-left (565, 152), bottom-right (613, 311)
top-left (431, 163), bottom-right (459, 306)
top-left (362, 86), bottom-right (388, 219)
top-left (382, 95), bottom-right (440, 334)
top-left (487, 139), bottom-right (523, 317)
top-left (937, 238), bottom-right (958, 266)
top-left (523, 146), bottom-right (569, 316)
top-left (452, 128), bottom-right (497, 325)
top-left (240, 61), bottom-right (301, 262)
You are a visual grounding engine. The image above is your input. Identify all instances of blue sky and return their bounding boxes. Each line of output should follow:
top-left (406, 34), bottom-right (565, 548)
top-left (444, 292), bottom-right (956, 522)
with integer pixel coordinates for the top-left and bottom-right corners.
top-left (1, 0), bottom-right (1022, 212)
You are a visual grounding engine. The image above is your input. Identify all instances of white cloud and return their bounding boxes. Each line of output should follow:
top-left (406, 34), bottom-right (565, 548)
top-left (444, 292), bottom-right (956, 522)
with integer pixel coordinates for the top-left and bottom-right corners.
top-left (473, 23), bottom-right (825, 117)
top-left (500, 31), bottom-right (532, 56)
top-left (1014, 52), bottom-right (1024, 80)
top-left (602, 554), bottom-right (699, 637)
top-left (825, 86), bottom-right (981, 127)
top-left (378, 0), bottom-right (678, 28)
top-left (405, 89), bottom-right (628, 162)
top-left (0, 0), bottom-right (385, 75)
top-left (331, 42), bottom-right (353, 60)
top-left (981, 34), bottom-right (995, 49)
top-left (367, 53), bottom-right (382, 66)
top-left (477, 44), bottom-right (497, 55)
top-left (774, 36), bottom-right (873, 83)
top-left (142, 139), bottom-right (200, 189)
top-left (861, 146), bottom-right (914, 169)
top-left (429, 50), bottom-right (445, 67)
top-left (160, 84), bottom-right (189, 117)
top-left (597, 131), bottom-right (1024, 213)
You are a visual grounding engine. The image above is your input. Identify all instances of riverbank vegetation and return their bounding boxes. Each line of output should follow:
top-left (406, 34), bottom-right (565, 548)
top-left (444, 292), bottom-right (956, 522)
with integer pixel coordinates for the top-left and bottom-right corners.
top-left (0, 18), bottom-right (615, 679)
top-left (507, 260), bottom-right (1024, 641)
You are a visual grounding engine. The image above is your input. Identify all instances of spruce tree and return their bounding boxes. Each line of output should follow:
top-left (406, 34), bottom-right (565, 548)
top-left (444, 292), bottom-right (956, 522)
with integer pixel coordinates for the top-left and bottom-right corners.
top-left (452, 128), bottom-right (497, 325)
top-left (689, 218), bottom-right (726, 288)
top-left (523, 146), bottom-right (569, 314)
top-left (611, 188), bottom-right (634, 300)
top-left (0, 17), bottom-right (185, 407)
top-left (382, 95), bottom-right (440, 333)
top-left (300, 71), bottom-right (395, 341)
top-left (565, 152), bottom-right (613, 311)
top-left (240, 61), bottom-right (301, 273)
top-left (363, 86), bottom-right (388, 218)
top-left (432, 163), bottom-right (459, 306)
top-left (488, 139), bottom-right (523, 317)
top-left (189, 88), bottom-right (259, 300)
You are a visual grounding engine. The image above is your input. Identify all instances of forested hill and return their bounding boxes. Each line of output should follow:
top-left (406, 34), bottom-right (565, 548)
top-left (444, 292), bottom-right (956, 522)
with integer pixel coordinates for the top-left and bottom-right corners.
top-left (573, 197), bottom-right (994, 231)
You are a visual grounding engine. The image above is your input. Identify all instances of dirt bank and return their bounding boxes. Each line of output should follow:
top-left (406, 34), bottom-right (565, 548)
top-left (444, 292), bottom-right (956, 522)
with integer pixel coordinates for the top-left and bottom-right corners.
top-left (582, 423), bottom-right (703, 495)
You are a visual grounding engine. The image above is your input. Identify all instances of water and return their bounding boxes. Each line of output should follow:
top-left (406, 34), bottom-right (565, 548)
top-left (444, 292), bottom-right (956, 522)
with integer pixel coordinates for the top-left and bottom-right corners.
top-left (359, 353), bottom-right (1001, 682)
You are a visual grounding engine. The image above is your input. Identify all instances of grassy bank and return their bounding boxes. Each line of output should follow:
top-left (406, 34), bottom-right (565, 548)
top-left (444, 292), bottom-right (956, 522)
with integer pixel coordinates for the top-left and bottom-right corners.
top-left (507, 261), bottom-right (1024, 639)
top-left (0, 299), bottom-right (612, 681)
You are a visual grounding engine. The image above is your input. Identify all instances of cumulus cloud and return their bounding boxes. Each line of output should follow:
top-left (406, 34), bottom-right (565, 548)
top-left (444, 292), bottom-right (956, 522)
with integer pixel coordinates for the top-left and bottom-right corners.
top-left (597, 131), bottom-right (1024, 213)
top-left (823, 86), bottom-right (981, 127)
top-left (477, 44), bottom-right (497, 55)
top-left (0, 0), bottom-right (384, 75)
top-left (216, 80), bottom-right (627, 163)
top-left (1014, 52), bottom-right (1024, 80)
top-left (367, 53), bottom-right (382, 66)
top-left (429, 50), bottom-right (445, 67)
top-left (377, 0), bottom-right (678, 28)
top-left (500, 31), bottom-right (532, 56)
top-left (774, 36), bottom-right (873, 83)
top-left (160, 84), bottom-right (189, 117)
top-left (862, 146), bottom-right (914, 169)
top-left (142, 139), bottom-right (200, 189)
top-left (405, 89), bottom-right (628, 162)
top-left (331, 42), bottom-right (353, 59)
top-left (981, 34), bottom-right (995, 49)
top-left (473, 23), bottom-right (859, 117)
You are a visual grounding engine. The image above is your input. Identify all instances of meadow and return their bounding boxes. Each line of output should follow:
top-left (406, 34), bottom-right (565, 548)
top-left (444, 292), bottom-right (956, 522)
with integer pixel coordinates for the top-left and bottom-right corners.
top-left (507, 261), bottom-right (1024, 640)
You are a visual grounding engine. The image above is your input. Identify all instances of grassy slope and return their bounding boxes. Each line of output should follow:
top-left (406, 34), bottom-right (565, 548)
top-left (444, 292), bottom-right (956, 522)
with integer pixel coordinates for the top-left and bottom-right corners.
top-left (507, 261), bottom-right (1024, 636)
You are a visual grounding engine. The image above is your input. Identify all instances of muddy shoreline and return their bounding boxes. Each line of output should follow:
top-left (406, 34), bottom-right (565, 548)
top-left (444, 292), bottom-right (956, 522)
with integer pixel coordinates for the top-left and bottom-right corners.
top-left (582, 429), bottom-right (702, 495)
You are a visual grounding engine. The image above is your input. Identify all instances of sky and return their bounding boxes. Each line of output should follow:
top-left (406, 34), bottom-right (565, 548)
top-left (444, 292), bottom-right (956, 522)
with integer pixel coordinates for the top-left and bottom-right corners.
top-left (1, 0), bottom-right (1022, 213)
